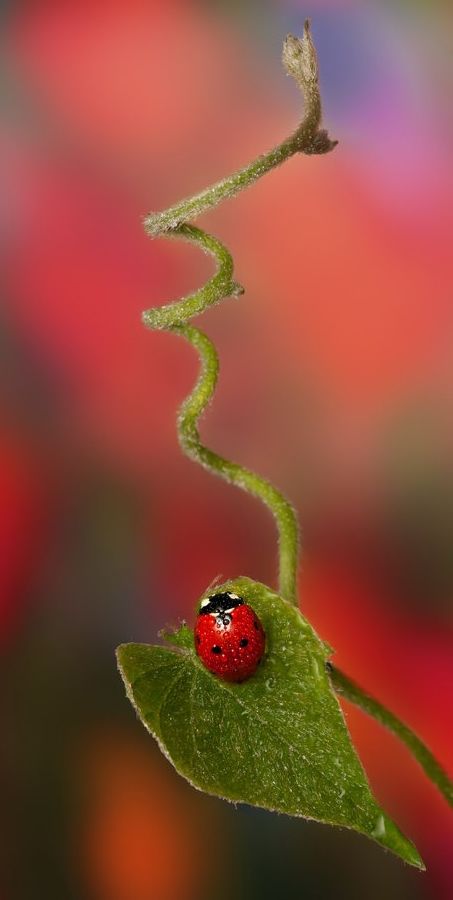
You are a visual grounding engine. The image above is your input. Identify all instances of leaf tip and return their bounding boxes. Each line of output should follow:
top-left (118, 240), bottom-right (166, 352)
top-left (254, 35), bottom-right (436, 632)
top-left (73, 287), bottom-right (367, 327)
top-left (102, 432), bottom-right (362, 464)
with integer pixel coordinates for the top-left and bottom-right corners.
top-left (115, 644), bottom-right (135, 690)
top-left (115, 642), bottom-right (129, 673)
top-left (115, 642), bottom-right (153, 687)
top-left (373, 812), bottom-right (425, 871)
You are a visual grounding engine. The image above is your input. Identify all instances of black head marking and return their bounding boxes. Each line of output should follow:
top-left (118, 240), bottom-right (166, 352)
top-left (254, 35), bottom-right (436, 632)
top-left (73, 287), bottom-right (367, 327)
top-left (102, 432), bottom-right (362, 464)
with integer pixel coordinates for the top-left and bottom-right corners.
top-left (199, 592), bottom-right (244, 616)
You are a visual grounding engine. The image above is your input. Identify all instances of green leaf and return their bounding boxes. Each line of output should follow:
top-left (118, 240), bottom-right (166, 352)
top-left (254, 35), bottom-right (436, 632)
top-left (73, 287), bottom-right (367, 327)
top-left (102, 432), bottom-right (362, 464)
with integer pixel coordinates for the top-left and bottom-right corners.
top-left (116, 577), bottom-right (424, 869)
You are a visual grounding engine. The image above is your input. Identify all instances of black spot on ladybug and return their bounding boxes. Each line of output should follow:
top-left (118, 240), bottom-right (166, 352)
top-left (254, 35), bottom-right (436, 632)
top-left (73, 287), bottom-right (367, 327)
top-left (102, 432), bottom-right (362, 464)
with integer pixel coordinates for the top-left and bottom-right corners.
top-left (211, 645), bottom-right (222, 654)
top-left (239, 638), bottom-right (249, 647)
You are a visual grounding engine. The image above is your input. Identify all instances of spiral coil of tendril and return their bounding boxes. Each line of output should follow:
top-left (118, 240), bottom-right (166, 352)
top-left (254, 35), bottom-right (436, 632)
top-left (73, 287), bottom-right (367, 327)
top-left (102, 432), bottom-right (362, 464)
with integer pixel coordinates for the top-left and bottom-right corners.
top-left (141, 21), bottom-right (337, 607)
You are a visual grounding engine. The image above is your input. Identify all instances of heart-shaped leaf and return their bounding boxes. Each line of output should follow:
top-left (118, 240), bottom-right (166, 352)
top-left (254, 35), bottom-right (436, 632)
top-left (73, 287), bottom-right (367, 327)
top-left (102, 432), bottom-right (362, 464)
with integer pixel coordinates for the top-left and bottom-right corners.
top-left (116, 577), bottom-right (423, 868)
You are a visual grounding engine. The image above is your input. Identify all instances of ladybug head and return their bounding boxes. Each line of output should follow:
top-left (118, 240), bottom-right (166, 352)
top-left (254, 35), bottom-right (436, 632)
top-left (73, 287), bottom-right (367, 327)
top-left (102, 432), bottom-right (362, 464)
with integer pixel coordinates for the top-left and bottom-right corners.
top-left (199, 591), bottom-right (244, 616)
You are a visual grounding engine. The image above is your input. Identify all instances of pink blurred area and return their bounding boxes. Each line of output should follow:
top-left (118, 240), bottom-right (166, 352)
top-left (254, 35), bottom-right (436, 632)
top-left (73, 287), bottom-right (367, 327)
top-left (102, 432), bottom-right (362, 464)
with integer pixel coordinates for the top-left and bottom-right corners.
top-left (2, 1), bottom-right (453, 899)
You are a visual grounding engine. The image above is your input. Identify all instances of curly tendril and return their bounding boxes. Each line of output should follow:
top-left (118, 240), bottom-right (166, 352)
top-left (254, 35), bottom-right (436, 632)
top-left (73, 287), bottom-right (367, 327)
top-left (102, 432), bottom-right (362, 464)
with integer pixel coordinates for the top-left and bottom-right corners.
top-left (142, 21), bottom-right (336, 607)
top-left (138, 20), bottom-right (453, 814)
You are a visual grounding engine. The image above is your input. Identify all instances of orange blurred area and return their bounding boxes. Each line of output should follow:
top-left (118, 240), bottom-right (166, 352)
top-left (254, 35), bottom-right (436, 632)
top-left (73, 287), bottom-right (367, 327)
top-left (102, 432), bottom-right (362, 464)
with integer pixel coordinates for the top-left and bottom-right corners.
top-left (2, 1), bottom-right (453, 899)
top-left (77, 731), bottom-right (207, 900)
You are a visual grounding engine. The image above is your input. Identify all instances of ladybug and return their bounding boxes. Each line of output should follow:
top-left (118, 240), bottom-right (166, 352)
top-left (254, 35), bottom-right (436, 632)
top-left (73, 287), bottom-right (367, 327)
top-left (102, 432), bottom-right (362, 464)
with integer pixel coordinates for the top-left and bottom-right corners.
top-left (194, 591), bottom-right (265, 682)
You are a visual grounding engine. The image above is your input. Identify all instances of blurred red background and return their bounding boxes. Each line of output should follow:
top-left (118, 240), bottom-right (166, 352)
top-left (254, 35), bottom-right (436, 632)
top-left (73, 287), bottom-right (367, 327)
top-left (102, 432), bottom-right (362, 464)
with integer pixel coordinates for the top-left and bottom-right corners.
top-left (2, 1), bottom-right (453, 898)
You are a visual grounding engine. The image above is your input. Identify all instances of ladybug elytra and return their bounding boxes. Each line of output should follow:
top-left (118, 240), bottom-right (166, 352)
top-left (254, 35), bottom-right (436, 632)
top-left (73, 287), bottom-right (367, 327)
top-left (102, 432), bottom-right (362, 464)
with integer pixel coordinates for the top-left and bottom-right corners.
top-left (194, 591), bottom-right (265, 682)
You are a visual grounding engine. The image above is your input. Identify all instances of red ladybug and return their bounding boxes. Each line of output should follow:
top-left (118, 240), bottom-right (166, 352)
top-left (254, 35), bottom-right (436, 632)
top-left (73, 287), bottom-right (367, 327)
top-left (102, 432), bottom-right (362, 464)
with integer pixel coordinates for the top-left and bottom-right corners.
top-left (194, 591), bottom-right (265, 682)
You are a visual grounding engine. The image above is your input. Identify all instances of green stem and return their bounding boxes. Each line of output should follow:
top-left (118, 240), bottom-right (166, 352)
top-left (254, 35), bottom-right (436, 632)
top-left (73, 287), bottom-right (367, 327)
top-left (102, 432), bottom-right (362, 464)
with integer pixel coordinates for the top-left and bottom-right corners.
top-left (142, 22), bottom-right (336, 605)
top-left (143, 224), bottom-right (300, 604)
top-left (328, 664), bottom-right (453, 809)
top-left (143, 103), bottom-right (333, 240)
top-left (174, 322), bottom-right (300, 606)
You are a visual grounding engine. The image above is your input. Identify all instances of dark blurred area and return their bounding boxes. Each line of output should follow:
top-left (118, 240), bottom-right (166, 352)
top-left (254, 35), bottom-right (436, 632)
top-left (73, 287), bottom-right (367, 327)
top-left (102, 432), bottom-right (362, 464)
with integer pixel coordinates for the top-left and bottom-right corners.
top-left (1, 1), bottom-right (453, 898)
